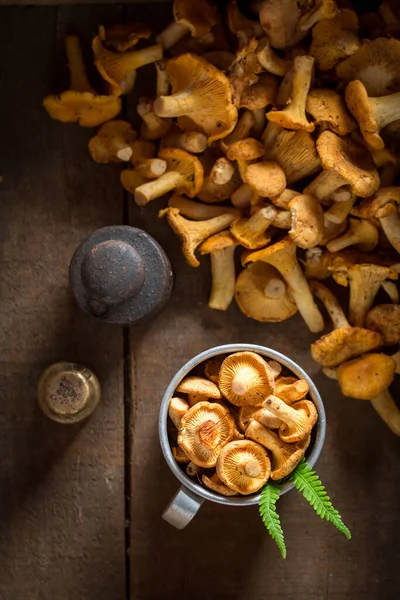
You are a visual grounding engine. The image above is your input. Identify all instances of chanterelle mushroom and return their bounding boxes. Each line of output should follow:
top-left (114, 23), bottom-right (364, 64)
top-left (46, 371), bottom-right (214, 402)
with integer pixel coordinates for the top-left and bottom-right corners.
top-left (218, 351), bottom-right (275, 407)
top-left (351, 187), bottom-right (400, 254)
top-left (309, 280), bottom-right (383, 367)
top-left (216, 440), bottom-right (271, 494)
top-left (246, 420), bottom-right (310, 480)
top-left (178, 401), bottom-right (235, 468)
top-left (230, 206), bottom-right (277, 250)
top-left (275, 376), bottom-right (309, 404)
top-left (345, 80), bottom-right (400, 151)
top-left (327, 218), bottom-right (379, 254)
top-left (134, 148), bottom-right (203, 205)
top-left (267, 55), bottom-right (315, 132)
top-left (288, 194), bottom-right (324, 249)
top-left (244, 161), bottom-right (286, 198)
top-left (310, 8), bottom-right (360, 71)
top-left (43, 35), bottom-right (121, 127)
top-left (324, 363), bottom-right (400, 435)
top-left (99, 23), bottom-right (152, 52)
top-left (336, 38), bottom-right (400, 96)
top-left (304, 131), bottom-right (380, 201)
top-left (235, 262), bottom-right (297, 323)
top-left (88, 120), bottom-right (137, 163)
top-left (336, 353), bottom-right (396, 400)
top-left (242, 237), bottom-right (325, 333)
top-left (259, 0), bottom-right (310, 49)
top-left (202, 472), bottom-right (238, 496)
top-left (167, 195), bottom-right (241, 221)
top-left (366, 304), bottom-right (400, 346)
top-left (306, 89), bottom-right (356, 136)
top-left (199, 230), bottom-right (239, 311)
top-left (176, 376), bottom-right (221, 406)
top-left (157, 0), bottom-right (220, 49)
top-left (264, 395), bottom-right (318, 443)
top-left (153, 54), bottom-right (238, 143)
top-left (169, 396), bottom-right (189, 428)
top-left (165, 208), bottom-right (235, 268)
top-left (331, 263), bottom-right (398, 327)
top-left (92, 35), bottom-right (163, 96)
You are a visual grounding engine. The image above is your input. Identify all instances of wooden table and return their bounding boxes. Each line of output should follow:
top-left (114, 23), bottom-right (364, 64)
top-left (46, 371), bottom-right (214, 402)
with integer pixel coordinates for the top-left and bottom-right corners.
top-left (0, 3), bottom-right (399, 599)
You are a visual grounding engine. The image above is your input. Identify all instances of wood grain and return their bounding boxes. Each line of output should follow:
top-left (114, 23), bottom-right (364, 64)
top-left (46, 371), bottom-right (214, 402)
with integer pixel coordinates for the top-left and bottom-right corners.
top-left (0, 6), bottom-right (125, 599)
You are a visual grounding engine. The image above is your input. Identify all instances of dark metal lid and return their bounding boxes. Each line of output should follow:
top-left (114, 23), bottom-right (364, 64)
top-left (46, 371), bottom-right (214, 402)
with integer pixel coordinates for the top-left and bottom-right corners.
top-left (69, 225), bottom-right (173, 325)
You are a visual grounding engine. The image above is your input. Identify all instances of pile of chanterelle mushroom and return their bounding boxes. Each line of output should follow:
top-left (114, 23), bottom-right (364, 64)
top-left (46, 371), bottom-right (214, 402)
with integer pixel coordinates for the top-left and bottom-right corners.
top-left (43, 0), bottom-right (400, 435)
top-left (169, 351), bottom-right (318, 495)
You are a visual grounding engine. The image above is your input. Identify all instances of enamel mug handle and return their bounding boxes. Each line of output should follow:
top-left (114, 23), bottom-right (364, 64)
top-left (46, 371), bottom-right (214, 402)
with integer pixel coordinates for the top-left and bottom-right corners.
top-left (162, 486), bottom-right (204, 529)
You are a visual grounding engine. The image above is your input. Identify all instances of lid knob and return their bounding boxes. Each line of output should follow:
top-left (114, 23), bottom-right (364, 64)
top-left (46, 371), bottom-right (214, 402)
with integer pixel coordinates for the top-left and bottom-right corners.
top-left (81, 239), bottom-right (145, 306)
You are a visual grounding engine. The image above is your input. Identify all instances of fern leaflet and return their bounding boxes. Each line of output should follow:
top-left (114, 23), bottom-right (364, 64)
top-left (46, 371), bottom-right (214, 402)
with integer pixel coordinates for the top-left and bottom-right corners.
top-left (290, 460), bottom-right (351, 540)
top-left (259, 482), bottom-right (287, 558)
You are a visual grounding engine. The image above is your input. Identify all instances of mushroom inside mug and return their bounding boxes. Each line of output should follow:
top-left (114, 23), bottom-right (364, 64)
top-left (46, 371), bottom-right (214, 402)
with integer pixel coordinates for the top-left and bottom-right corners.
top-left (159, 343), bottom-right (326, 522)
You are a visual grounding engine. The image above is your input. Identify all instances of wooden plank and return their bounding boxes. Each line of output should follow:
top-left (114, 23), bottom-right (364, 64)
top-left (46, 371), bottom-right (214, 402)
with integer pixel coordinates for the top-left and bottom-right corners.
top-left (126, 5), bottom-right (400, 596)
top-left (0, 6), bottom-right (126, 599)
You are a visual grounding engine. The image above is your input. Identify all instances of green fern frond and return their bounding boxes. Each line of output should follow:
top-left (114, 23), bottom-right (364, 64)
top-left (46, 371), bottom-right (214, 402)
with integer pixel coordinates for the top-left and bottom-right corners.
top-left (290, 460), bottom-right (351, 540)
top-left (259, 482), bottom-right (287, 559)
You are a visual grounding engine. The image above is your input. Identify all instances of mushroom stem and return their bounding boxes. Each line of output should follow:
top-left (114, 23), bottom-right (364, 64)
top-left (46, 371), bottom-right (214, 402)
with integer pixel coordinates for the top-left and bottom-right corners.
top-left (243, 460), bottom-right (262, 478)
top-left (324, 196), bottom-right (356, 224)
top-left (155, 60), bottom-right (170, 96)
top-left (370, 389), bottom-right (400, 436)
top-left (210, 158), bottom-right (235, 185)
top-left (156, 21), bottom-right (188, 49)
top-left (330, 187), bottom-right (352, 202)
top-left (246, 420), bottom-right (287, 453)
top-left (326, 219), bottom-right (378, 253)
top-left (222, 111), bottom-right (255, 149)
top-left (134, 171), bottom-right (183, 205)
top-left (382, 280), bottom-right (399, 304)
top-left (391, 350), bottom-right (400, 374)
top-left (256, 37), bottom-right (291, 76)
top-left (271, 189), bottom-right (299, 209)
top-left (136, 158), bottom-right (167, 179)
top-left (309, 280), bottom-right (350, 328)
top-left (176, 131), bottom-right (208, 154)
top-left (347, 271), bottom-right (389, 327)
top-left (137, 100), bottom-right (171, 140)
top-left (167, 195), bottom-right (241, 220)
top-left (209, 246), bottom-right (236, 311)
top-left (154, 94), bottom-right (196, 117)
top-left (267, 56), bottom-right (315, 132)
top-left (265, 395), bottom-right (301, 427)
top-left (261, 122), bottom-right (282, 156)
top-left (369, 93), bottom-right (400, 134)
top-left (380, 211), bottom-right (400, 253)
top-left (66, 35), bottom-right (96, 94)
top-left (272, 210), bottom-right (291, 229)
top-left (299, 0), bottom-right (338, 31)
top-left (115, 143), bottom-right (133, 162)
top-left (167, 209), bottom-right (235, 267)
top-left (231, 183), bottom-right (253, 208)
top-left (252, 108), bottom-right (267, 139)
top-left (304, 169), bottom-right (348, 201)
top-left (264, 278), bottom-right (286, 299)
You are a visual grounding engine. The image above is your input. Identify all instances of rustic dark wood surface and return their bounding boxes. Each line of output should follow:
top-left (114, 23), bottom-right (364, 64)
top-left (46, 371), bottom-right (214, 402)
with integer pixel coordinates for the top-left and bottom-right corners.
top-left (0, 6), bottom-right (126, 600)
top-left (0, 3), bottom-right (399, 600)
